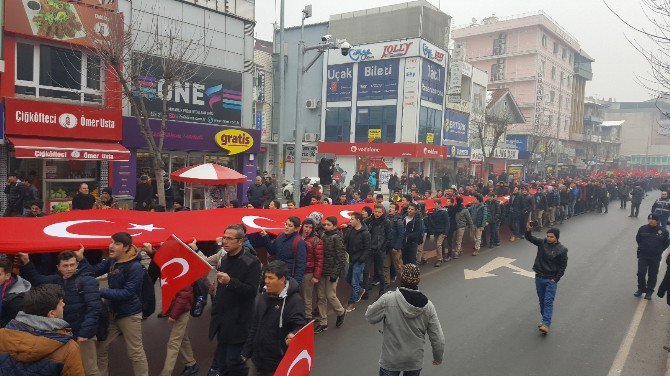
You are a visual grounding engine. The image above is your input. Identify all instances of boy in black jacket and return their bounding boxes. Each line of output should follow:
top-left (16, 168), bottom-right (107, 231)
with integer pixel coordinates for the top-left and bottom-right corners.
top-left (402, 203), bottom-right (425, 265)
top-left (431, 199), bottom-right (450, 267)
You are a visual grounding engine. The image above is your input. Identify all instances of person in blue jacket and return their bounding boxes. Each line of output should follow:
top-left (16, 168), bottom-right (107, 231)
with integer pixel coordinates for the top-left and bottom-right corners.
top-left (259, 216), bottom-right (307, 285)
top-left (77, 232), bottom-right (148, 376)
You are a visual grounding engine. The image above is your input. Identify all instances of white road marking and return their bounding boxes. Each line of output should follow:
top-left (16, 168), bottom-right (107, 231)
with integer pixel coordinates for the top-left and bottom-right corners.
top-left (606, 298), bottom-right (648, 376)
top-left (463, 257), bottom-right (534, 280)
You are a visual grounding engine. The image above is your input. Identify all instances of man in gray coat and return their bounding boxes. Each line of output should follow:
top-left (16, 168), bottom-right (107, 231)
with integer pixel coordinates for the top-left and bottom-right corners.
top-left (365, 264), bottom-right (445, 376)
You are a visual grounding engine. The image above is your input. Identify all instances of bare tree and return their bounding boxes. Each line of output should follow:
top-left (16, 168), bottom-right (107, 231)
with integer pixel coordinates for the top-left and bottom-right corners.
top-left (524, 122), bottom-right (554, 174)
top-left (471, 106), bottom-right (517, 179)
top-left (91, 7), bottom-right (210, 206)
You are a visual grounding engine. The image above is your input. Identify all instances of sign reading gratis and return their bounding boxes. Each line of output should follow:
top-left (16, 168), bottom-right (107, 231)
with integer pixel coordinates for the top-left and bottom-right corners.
top-left (214, 129), bottom-right (255, 156)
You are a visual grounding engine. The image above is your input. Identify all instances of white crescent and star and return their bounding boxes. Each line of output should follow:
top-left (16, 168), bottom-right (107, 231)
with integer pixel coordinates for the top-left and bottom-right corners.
top-left (160, 257), bottom-right (190, 286)
top-left (339, 210), bottom-right (353, 219)
top-left (287, 349), bottom-right (312, 375)
top-left (43, 220), bottom-right (164, 239)
top-left (242, 216), bottom-right (283, 230)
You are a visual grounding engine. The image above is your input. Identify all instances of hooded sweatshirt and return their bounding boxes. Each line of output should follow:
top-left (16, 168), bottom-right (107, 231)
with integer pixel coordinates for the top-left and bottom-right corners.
top-left (365, 287), bottom-right (445, 372)
top-left (0, 275), bottom-right (31, 327)
top-left (0, 311), bottom-right (84, 375)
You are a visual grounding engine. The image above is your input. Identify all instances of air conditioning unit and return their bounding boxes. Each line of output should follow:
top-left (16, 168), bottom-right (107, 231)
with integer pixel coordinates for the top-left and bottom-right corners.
top-left (305, 99), bottom-right (318, 109)
top-left (304, 133), bottom-right (319, 142)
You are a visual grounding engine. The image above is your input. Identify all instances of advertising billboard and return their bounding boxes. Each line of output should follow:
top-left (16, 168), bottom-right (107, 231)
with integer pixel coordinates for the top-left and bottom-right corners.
top-left (326, 64), bottom-right (354, 102)
top-left (506, 134), bottom-right (529, 152)
top-left (132, 54), bottom-right (242, 126)
top-left (357, 59), bottom-right (399, 101)
top-left (421, 59), bottom-right (445, 105)
top-left (443, 110), bottom-right (469, 144)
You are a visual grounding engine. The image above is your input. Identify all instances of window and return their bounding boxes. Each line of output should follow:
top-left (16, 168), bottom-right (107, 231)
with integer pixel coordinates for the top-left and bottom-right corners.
top-left (561, 47), bottom-right (567, 60)
top-left (550, 91), bottom-right (555, 103)
top-left (541, 60), bottom-right (546, 74)
top-left (553, 42), bottom-right (558, 54)
top-left (355, 106), bottom-right (396, 143)
top-left (542, 34), bottom-right (548, 48)
top-left (551, 66), bottom-right (556, 80)
top-left (15, 41), bottom-right (103, 104)
top-left (569, 53), bottom-right (573, 64)
top-left (324, 107), bottom-right (351, 142)
top-left (418, 107), bottom-right (442, 145)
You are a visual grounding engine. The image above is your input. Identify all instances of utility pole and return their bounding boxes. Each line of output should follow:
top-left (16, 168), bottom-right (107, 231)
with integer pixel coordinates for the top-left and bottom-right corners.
top-left (276, 0), bottom-right (286, 193)
top-left (293, 5), bottom-right (310, 206)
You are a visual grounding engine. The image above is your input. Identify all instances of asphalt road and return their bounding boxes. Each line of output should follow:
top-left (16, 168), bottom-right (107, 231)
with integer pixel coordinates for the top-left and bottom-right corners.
top-left (108, 196), bottom-right (670, 376)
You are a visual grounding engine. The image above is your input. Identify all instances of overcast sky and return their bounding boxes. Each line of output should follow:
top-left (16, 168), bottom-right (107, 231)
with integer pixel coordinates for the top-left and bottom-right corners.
top-left (256, 0), bottom-right (659, 102)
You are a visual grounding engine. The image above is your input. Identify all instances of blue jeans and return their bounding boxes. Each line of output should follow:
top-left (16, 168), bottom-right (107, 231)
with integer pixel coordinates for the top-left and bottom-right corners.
top-left (483, 222), bottom-right (500, 245)
top-left (380, 368), bottom-right (421, 376)
top-left (535, 277), bottom-right (558, 327)
top-left (347, 262), bottom-right (366, 304)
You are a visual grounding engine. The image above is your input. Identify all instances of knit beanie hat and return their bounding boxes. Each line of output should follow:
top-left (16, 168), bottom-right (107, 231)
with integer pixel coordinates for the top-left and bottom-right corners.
top-left (546, 227), bottom-right (560, 240)
top-left (308, 211), bottom-right (324, 224)
top-left (401, 264), bottom-right (421, 286)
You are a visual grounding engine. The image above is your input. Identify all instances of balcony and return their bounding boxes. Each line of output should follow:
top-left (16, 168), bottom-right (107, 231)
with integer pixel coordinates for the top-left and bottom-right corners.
top-left (569, 132), bottom-right (586, 142)
top-left (574, 64), bottom-right (593, 81)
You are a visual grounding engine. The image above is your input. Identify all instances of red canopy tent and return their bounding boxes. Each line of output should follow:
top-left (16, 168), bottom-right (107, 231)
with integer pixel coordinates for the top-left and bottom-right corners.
top-left (170, 163), bottom-right (249, 208)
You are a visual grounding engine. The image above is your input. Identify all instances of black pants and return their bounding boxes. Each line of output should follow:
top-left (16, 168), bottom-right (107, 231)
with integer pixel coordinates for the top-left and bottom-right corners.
top-left (638, 257), bottom-right (662, 293)
top-left (402, 242), bottom-right (418, 265)
top-left (620, 197), bottom-right (627, 208)
top-left (215, 343), bottom-right (247, 376)
top-left (363, 251), bottom-right (386, 295)
top-left (630, 203), bottom-right (641, 217)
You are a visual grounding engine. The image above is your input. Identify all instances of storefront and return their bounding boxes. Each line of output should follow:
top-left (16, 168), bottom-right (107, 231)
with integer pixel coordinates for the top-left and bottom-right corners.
top-left (121, 117), bottom-right (260, 209)
top-left (318, 141), bottom-right (446, 193)
top-left (4, 98), bottom-right (126, 213)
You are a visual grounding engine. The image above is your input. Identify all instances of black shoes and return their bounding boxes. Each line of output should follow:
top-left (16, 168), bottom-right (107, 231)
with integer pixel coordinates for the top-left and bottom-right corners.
top-left (644, 292), bottom-right (652, 300)
top-left (336, 313), bottom-right (346, 328)
top-left (314, 324), bottom-right (328, 334)
top-left (634, 289), bottom-right (644, 297)
top-left (181, 364), bottom-right (200, 376)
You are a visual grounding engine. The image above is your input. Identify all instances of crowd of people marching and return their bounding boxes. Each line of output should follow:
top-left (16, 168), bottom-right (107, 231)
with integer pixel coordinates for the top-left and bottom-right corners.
top-left (0, 168), bottom-right (667, 375)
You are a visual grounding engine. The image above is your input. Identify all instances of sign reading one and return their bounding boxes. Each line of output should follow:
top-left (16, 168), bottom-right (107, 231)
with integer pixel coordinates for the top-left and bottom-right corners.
top-left (214, 129), bottom-right (254, 155)
top-left (5, 98), bottom-right (121, 141)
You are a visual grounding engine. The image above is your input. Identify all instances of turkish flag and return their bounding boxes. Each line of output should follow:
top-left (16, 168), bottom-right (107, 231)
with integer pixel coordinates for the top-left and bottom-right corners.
top-left (275, 321), bottom-right (315, 376)
top-left (153, 234), bottom-right (213, 314)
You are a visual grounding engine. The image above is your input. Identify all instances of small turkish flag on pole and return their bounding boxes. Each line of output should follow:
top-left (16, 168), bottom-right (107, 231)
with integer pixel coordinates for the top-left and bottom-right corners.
top-left (275, 320), bottom-right (315, 376)
top-left (153, 234), bottom-right (213, 314)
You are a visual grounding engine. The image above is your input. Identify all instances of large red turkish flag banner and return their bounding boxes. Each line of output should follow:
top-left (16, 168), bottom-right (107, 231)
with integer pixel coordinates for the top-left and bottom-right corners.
top-left (153, 235), bottom-right (213, 314)
top-left (275, 321), bottom-right (315, 376)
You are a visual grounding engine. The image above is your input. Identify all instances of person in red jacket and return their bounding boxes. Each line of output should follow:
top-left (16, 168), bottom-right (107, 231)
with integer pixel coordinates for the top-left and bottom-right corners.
top-left (300, 218), bottom-right (324, 329)
top-left (160, 285), bottom-right (199, 376)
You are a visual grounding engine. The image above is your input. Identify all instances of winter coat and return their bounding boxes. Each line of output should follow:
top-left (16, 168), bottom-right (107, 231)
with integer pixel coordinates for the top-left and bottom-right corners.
top-left (559, 190), bottom-right (570, 206)
top-left (303, 233), bottom-right (324, 279)
top-left (430, 208), bottom-right (450, 235)
top-left (455, 206), bottom-right (473, 229)
top-left (657, 255), bottom-right (670, 304)
top-left (569, 187), bottom-right (580, 203)
top-left (403, 215), bottom-right (424, 245)
top-left (242, 278), bottom-right (307, 373)
top-left (652, 198), bottom-right (670, 223)
top-left (636, 224), bottom-right (670, 259)
top-left (166, 285), bottom-right (194, 321)
top-left (134, 183), bottom-right (154, 210)
top-left (264, 232), bottom-right (307, 284)
top-left (247, 184), bottom-right (268, 207)
top-left (365, 288), bottom-right (445, 372)
top-left (345, 224), bottom-right (372, 264)
top-left (631, 187), bottom-right (644, 204)
top-left (547, 190), bottom-right (560, 207)
top-left (0, 275), bottom-right (31, 328)
top-left (389, 214), bottom-right (406, 250)
top-left (524, 232), bottom-right (568, 282)
top-left (534, 192), bottom-right (547, 210)
top-left (209, 246), bottom-right (262, 344)
top-left (81, 247), bottom-right (144, 319)
top-left (486, 199), bottom-right (502, 224)
top-left (0, 312), bottom-right (84, 376)
top-left (469, 203), bottom-right (489, 228)
top-left (4, 182), bottom-right (27, 214)
top-left (321, 229), bottom-right (346, 278)
top-left (368, 215), bottom-right (393, 253)
top-left (20, 263), bottom-right (101, 339)
top-left (71, 193), bottom-right (96, 210)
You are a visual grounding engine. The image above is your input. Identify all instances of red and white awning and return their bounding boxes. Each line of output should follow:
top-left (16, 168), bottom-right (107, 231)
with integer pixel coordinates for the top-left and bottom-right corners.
top-left (170, 163), bottom-right (249, 186)
top-left (10, 137), bottom-right (130, 161)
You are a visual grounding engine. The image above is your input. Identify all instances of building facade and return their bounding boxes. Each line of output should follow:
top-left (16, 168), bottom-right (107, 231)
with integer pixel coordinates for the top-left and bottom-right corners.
top-left (453, 11), bottom-right (593, 173)
top-left (254, 39), bottom-right (274, 173)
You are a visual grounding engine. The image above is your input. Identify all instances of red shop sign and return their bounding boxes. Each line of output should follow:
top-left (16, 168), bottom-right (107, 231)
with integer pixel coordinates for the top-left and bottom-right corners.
top-left (318, 142), bottom-right (446, 159)
top-left (5, 98), bottom-right (122, 141)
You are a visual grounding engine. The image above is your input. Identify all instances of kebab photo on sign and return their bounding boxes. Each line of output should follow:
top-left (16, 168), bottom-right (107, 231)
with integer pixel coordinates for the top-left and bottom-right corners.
top-left (24, 0), bottom-right (86, 40)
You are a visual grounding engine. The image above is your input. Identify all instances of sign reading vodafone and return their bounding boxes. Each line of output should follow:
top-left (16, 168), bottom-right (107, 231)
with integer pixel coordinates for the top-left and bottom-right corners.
top-left (5, 98), bottom-right (122, 141)
top-left (318, 142), bottom-right (446, 159)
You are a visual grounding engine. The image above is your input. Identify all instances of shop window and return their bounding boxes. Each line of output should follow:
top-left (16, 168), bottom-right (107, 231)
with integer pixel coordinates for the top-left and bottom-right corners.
top-left (324, 107), bottom-right (351, 142)
top-left (15, 41), bottom-right (104, 104)
top-left (418, 106), bottom-right (442, 145)
top-left (355, 106), bottom-right (396, 143)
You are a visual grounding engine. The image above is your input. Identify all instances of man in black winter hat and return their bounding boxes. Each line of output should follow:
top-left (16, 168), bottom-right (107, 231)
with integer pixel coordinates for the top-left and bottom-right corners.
top-left (635, 213), bottom-right (670, 300)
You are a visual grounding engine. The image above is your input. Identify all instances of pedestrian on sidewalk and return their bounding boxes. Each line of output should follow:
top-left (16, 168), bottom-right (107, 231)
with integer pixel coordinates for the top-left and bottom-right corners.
top-left (365, 264), bottom-right (445, 376)
top-left (635, 213), bottom-right (670, 300)
top-left (524, 225), bottom-right (568, 334)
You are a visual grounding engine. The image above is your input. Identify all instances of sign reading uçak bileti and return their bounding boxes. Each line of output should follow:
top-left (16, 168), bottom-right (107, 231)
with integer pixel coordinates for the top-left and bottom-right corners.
top-left (214, 129), bottom-right (254, 155)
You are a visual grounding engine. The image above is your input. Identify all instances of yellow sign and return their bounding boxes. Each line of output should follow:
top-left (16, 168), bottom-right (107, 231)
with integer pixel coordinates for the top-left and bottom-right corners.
top-left (426, 133), bottom-right (434, 143)
top-left (214, 129), bottom-right (254, 155)
top-left (368, 129), bottom-right (382, 142)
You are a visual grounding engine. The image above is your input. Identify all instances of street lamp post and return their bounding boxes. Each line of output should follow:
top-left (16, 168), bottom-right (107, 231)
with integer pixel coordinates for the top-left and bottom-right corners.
top-left (292, 5), bottom-right (348, 206)
top-left (276, 0), bottom-right (286, 191)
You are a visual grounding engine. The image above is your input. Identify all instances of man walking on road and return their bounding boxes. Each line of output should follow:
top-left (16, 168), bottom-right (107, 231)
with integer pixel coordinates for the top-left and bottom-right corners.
top-left (635, 213), bottom-right (670, 300)
top-left (629, 185), bottom-right (644, 218)
top-left (365, 264), bottom-right (445, 376)
top-left (651, 191), bottom-right (670, 229)
top-left (525, 225), bottom-right (568, 334)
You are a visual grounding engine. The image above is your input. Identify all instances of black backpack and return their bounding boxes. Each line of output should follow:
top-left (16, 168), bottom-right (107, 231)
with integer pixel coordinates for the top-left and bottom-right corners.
top-left (122, 262), bottom-right (156, 319)
top-left (190, 278), bottom-right (209, 317)
top-left (75, 275), bottom-right (110, 341)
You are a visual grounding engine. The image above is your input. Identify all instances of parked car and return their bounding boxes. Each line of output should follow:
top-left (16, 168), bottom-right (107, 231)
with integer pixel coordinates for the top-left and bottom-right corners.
top-left (282, 177), bottom-right (320, 199)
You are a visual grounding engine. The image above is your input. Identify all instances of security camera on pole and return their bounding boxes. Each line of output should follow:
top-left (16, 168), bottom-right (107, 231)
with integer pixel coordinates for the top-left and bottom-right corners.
top-left (293, 4), bottom-right (351, 207)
